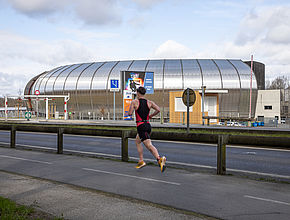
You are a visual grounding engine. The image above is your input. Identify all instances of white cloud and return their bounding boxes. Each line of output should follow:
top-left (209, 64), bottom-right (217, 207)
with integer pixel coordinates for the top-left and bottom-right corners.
top-left (0, 30), bottom-right (97, 95)
top-left (230, 6), bottom-right (290, 80)
top-left (2, 0), bottom-right (122, 25)
top-left (191, 6), bottom-right (290, 81)
top-left (59, 28), bottom-right (120, 41)
top-left (132, 0), bottom-right (165, 9)
top-left (74, 0), bottom-right (121, 25)
top-left (151, 40), bottom-right (194, 58)
top-left (0, 31), bottom-right (93, 66)
top-left (265, 24), bottom-right (290, 44)
top-left (0, 71), bottom-right (27, 95)
top-left (4, 0), bottom-right (68, 16)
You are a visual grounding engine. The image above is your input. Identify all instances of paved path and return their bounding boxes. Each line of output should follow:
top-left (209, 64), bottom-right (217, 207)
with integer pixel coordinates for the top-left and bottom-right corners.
top-left (0, 147), bottom-right (290, 220)
top-left (0, 171), bottom-right (206, 220)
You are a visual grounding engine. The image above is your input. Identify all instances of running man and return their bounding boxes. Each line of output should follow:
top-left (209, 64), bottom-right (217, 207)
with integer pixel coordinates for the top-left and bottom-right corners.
top-left (128, 86), bottom-right (166, 172)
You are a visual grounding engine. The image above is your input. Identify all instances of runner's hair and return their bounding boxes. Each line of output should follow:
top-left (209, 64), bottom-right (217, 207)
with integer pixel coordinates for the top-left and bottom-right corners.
top-left (137, 87), bottom-right (146, 95)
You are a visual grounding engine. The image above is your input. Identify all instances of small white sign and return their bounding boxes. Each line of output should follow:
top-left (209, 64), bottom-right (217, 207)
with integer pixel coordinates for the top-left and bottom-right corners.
top-left (175, 97), bottom-right (193, 112)
top-left (123, 90), bottom-right (132, 99)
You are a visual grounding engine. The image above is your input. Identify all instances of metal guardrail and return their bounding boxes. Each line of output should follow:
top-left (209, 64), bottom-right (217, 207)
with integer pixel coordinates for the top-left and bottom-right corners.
top-left (1, 122), bottom-right (290, 175)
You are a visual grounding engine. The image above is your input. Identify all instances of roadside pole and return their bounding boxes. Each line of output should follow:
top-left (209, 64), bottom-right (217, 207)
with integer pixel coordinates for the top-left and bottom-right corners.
top-left (64, 96), bottom-right (70, 120)
top-left (187, 88), bottom-right (190, 133)
top-left (5, 96), bottom-right (8, 121)
top-left (182, 88), bottom-right (196, 134)
top-left (46, 98), bottom-right (48, 120)
top-left (36, 99), bottom-right (39, 119)
top-left (113, 90), bottom-right (116, 120)
top-left (201, 86), bottom-right (206, 125)
top-left (35, 90), bottom-right (40, 119)
top-left (110, 79), bottom-right (119, 121)
top-left (249, 55), bottom-right (253, 119)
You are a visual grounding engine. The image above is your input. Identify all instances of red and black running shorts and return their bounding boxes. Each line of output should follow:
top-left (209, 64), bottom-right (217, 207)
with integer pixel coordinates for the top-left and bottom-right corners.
top-left (137, 123), bottom-right (151, 142)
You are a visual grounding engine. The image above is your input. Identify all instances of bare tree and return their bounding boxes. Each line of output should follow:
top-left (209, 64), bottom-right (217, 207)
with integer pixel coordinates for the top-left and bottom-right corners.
top-left (265, 80), bottom-right (271, 89)
top-left (267, 76), bottom-right (289, 89)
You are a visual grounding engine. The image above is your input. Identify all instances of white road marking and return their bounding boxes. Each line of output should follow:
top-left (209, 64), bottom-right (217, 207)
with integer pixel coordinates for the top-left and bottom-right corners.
top-left (1, 143), bottom-right (289, 180)
top-left (242, 152), bottom-right (257, 155)
top-left (64, 149), bottom-right (120, 158)
top-left (0, 144), bottom-right (121, 159)
top-left (133, 157), bottom-right (216, 170)
top-left (0, 154), bottom-right (53, 165)
top-left (82, 168), bottom-right (181, 186)
top-left (244, 195), bottom-right (290, 206)
top-left (152, 139), bottom-right (290, 152)
top-left (140, 158), bottom-right (290, 180)
top-left (227, 168), bottom-right (290, 180)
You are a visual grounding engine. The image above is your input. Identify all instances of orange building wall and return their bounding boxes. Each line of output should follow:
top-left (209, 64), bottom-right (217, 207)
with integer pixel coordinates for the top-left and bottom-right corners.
top-left (169, 91), bottom-right (219, 125)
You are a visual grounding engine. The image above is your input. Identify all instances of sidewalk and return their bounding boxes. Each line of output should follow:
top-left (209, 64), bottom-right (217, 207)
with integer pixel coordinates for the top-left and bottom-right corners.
top-left (0, 147), bottom-right (290, 220)
top-left (0, 171), bottom-right (208, 220)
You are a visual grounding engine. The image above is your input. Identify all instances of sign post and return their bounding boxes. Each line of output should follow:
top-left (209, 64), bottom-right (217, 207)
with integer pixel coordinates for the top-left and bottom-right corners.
top-left (45, 98), bottom-right (49, 120)
top-left (25, 111), bottom-right (32, 121)
top-left (35, 90), bottom-right (40, 119)
top-left (4, 96), bottom-right (8, 121)
top-left (110, 79), bottom-right (119, 120)
top-left (201, 86), bottom-right (206, 125)
top-left (182, 88), bottom-right (196, 133)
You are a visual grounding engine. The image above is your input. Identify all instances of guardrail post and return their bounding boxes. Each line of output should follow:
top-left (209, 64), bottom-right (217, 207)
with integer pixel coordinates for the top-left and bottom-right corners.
top-left (121, 131), bottom-right (129, 162)
top-left (57, 128), bottom-right (64, 154)
top-left (217, 135), bottom-right (228, 175)
top-left (10, 126), bottom-right (16, 148)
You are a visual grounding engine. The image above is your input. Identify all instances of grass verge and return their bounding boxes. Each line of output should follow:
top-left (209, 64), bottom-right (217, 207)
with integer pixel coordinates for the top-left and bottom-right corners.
top-left (0, 196), bottom-right (63, 220)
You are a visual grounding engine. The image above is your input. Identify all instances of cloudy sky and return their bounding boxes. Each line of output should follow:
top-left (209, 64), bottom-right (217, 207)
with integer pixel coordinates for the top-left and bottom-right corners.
top-left (0, 0), bottom-right (290, 95)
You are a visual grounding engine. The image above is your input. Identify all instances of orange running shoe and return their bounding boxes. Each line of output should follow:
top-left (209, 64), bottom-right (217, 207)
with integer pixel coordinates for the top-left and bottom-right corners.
top-left (135, 161), bottom-right (146, 169)
top-left (158, 156), bottom-right (166, 172)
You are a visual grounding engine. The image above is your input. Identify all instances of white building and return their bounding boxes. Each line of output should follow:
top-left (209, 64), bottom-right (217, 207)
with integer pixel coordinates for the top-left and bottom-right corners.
top-left (255, 90), bottom-right (281, 123)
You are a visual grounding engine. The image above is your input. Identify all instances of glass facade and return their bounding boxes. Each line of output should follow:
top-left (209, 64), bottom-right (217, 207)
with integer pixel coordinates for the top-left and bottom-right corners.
top-left (229, 60), bottom-right (257, 89)
top-left (214, 59), bottom-right (240, 89)
top-left (182, 59), bottom-right (202, 89)
top-left (198, 59), bottom-right (222, 89)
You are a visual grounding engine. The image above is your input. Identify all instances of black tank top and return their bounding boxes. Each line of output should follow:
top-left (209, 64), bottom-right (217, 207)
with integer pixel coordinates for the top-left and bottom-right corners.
top-left (135, 99), bottom-right (150, 126)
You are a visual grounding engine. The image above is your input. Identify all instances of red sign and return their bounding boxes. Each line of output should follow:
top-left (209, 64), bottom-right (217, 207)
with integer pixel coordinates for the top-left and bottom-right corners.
top-left (35, 90), bottom-right (40, 95)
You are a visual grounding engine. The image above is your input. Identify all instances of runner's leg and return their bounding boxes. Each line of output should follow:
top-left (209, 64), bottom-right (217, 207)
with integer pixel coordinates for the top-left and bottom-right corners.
top-left (143, 139), bottom-right (160, 160)
top-left (136, 134), bottom-right (144, 162)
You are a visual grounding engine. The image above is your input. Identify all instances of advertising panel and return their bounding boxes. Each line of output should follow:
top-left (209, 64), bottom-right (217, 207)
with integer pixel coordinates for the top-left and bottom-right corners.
top-left (122, 71), bottom-right (154, 94)
top-left (123, 90), bottom-right (132, 120)
top-left (122, 71), bottom-right (154, 120)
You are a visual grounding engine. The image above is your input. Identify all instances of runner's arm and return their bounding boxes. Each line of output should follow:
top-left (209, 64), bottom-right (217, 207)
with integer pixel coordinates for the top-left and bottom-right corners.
top-left (149, 101), bottom-right (160, 119)
top-left (128, 100), bottom-right (136, 116)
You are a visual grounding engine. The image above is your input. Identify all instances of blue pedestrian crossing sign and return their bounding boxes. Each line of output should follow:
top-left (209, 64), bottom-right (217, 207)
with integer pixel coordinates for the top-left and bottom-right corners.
top-left (110, 79), bottom-right (119, 92)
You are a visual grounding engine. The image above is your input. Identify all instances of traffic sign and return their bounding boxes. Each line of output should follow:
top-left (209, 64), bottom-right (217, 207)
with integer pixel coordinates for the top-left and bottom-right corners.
top-left (182, 88), bottom-right (196, 107)
top-left (110, 79), bottom-right (119, 92)
top-left (25, 111), bottom-right (32, 119)
top-left (35, 90), bottom-right (40, 95)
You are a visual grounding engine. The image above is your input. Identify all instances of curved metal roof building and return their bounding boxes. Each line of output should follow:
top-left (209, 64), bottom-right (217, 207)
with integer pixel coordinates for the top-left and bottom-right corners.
top-left (25, 59), bottom-right (262, 120)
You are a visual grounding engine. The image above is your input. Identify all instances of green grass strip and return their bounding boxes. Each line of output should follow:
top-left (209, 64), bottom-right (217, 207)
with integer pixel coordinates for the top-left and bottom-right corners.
top-left (0, 196), bottom-right (63, 220)
top-left (0, 196), bottom-right (34, 220)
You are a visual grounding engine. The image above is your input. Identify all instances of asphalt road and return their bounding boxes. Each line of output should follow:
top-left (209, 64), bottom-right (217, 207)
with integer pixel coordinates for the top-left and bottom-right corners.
top-left (0, 147), bottom-right (290, 220)
top-left (0, 131), bottom-right (290, 180)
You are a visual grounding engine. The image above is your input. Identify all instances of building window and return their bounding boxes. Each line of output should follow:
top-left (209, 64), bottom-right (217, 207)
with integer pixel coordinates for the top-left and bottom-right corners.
top-left (257, 116), bottom-right (264, 121)
top-left (283, 106), bottom-right (288, 114)
top-left (264, 105), bottom-right (272, 110)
